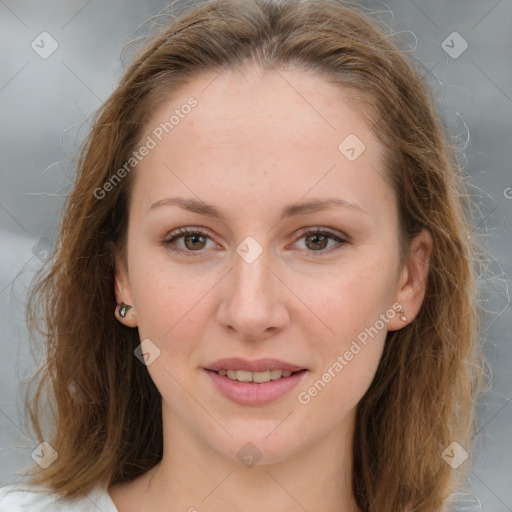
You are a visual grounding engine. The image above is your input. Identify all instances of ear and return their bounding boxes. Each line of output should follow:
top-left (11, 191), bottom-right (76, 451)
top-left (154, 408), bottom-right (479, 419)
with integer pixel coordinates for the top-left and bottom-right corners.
top-left (388, 229), bottom-right (433, 331)
top-left (113, 250), bottom-right (138, 328)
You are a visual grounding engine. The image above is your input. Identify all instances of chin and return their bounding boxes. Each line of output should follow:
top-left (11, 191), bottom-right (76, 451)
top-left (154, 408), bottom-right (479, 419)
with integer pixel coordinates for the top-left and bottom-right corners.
top-left (205, 428), bottom-right (303, 468)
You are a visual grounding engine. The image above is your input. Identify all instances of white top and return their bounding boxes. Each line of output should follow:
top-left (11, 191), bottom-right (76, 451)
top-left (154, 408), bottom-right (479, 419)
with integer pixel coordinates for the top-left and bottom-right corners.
top-left (0, 482), bottom-right (118, 511)
top-left (0, 482), bottom-right (483, 511)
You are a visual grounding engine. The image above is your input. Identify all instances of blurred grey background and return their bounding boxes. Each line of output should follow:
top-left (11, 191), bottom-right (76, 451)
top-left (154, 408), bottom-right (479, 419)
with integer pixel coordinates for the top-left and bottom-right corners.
top-left (0, 0), bottom-right (511, 510)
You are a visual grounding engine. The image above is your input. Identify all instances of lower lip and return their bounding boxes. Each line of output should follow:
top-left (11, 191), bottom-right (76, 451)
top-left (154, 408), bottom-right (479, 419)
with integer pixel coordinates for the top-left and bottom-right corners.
top-left (204, 369), bottom-right (308, 405)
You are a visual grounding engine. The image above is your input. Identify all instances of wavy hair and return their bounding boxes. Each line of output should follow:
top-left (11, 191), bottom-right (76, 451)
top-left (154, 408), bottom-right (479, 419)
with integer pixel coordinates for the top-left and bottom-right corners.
top-left (21, 1), bottom-right (486, 510)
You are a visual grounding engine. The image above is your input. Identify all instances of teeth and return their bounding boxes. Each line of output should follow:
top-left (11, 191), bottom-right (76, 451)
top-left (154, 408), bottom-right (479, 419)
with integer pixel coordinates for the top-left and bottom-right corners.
top-left (218, 369), bottom-right (294, 383)
top-left (236, 370), bottom-right (253, 382)
top-left (270, 369), bottom-right (289, 380)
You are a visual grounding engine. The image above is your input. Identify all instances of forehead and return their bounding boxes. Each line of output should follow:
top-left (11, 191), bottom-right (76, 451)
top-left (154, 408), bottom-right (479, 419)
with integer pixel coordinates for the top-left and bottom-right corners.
top-left (130, 66), bottom-right (393, 220)
top-left (149, 66), bottom-right (376, 148)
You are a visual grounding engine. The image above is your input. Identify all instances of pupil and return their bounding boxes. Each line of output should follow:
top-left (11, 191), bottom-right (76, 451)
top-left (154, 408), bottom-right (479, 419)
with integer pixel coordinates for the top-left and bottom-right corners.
top-left (308, 234), bottom-right (327, 250)
top-left (186, 235), bottom-right (205, 249)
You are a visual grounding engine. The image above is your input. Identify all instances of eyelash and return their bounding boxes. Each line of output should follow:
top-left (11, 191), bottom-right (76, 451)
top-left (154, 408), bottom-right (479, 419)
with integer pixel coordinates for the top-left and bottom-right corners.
top-left (162, 226), bottom-right (348, 257)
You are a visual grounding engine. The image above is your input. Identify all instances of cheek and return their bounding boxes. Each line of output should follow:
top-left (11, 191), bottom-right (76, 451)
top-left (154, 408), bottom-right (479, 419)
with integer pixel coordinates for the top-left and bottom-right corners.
top-left (127, 248), bottom-right (217, 357)
top-left (308, 257), bottom-right (396, 343)
top-left (299, 347), bottom-right (383, 423)
top-left (297, 273), bottom-right (390, 415)
top-left (296, 255), bottom-right (396, 404)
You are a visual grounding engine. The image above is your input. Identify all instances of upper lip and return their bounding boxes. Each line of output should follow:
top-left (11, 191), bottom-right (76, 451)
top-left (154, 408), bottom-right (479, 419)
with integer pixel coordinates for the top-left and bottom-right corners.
top-left (205, 358), bottom-right (306, 373)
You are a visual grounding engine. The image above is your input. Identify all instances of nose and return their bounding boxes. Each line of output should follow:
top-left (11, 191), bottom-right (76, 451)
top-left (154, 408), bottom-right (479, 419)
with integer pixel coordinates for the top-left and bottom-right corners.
top-left (216, 243), bottom-right (290, 341)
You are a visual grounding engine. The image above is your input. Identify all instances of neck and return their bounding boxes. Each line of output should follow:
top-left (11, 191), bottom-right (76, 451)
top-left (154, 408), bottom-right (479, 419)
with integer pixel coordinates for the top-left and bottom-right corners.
top-left (139, 404), bottom-right (361, 512)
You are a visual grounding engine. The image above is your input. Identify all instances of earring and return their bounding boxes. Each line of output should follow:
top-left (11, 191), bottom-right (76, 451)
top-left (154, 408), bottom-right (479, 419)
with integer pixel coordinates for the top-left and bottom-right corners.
top-left (397, 307), bottom-right (407, 322)
top-left (119, 302), bottom-right (132, 318)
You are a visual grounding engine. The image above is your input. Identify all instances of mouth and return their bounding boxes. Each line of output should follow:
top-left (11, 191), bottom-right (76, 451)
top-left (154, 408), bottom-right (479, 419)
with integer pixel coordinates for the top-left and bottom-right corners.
top-left (205, 368), bottom-right (307, 384)
top-left (204, 367), bottom-right (309, 405)
top-left (203, 357), bottom-right (309, 404)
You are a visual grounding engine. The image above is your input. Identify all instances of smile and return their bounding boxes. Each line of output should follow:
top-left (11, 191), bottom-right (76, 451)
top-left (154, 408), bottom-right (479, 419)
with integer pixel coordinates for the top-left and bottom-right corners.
top-left (204, 369), bottom-right (308, 405)
top-left (214, 369), bottom-right (299, 383)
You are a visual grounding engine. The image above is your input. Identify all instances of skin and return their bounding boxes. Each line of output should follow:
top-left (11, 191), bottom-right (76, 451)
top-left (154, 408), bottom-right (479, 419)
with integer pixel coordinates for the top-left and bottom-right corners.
top-left (110, 65), bottom-right (432, 512)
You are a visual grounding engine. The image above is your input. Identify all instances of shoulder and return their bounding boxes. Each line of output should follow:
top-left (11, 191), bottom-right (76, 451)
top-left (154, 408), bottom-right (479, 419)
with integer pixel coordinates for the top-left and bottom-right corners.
top-left (0, 482), bottom-right (118, 511)
top-left (0, 483), bottom-right (62, 511)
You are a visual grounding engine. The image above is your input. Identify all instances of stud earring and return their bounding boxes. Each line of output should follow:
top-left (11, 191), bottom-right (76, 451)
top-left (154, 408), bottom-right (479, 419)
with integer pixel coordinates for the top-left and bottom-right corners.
top-left (119, 302), bottom-right (132, 318)
top-left (397, 307), bottom-right (407, 322)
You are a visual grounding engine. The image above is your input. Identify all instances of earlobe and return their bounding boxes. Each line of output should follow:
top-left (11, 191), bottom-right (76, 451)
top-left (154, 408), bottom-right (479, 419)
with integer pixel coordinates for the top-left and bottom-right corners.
top-left (388, 230), bottom-right (433, 331)
top-left (119, 302), bottom-right (132, 318)
top-left (114, 301), bottom-right (138, 327)
top-left (113, 251), bottom-right (138, 328)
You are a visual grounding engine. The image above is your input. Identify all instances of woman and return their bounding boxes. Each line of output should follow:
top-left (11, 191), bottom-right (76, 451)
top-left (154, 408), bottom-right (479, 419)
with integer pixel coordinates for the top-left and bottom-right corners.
top-left (0, 0), bottom-right (486, 510)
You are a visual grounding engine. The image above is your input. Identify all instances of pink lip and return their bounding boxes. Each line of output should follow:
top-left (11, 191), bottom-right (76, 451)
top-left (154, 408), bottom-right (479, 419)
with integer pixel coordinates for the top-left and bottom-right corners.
top-left (205, 357), bottom-right (306, 373)
top-left (205, 369), bottom-right (308, 405)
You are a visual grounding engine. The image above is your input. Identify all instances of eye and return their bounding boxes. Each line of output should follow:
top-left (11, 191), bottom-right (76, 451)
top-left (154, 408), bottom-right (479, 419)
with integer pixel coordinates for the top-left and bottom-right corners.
top-left (162, 226), bottom-right (348, 257)
top-left (162, 227), bottom-right (217, 256)
top-left (293, 227), bottom-right (348, 255)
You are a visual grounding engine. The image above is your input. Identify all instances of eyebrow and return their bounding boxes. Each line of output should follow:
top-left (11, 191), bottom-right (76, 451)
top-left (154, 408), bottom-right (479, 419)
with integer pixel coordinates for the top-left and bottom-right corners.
top-left (149, 196), bottom-right (368, 220)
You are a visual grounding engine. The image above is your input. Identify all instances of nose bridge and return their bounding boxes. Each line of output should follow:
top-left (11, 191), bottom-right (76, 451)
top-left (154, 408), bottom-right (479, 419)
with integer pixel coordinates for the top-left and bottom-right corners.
top-left (218, 235), bottom-right (289, 337)
top-left (232, 237), bottom-right (274, 305)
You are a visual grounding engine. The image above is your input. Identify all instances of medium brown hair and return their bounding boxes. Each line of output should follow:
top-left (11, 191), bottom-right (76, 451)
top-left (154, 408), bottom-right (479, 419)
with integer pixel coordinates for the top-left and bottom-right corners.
top-left (21, 1), bottom-right (486, 510)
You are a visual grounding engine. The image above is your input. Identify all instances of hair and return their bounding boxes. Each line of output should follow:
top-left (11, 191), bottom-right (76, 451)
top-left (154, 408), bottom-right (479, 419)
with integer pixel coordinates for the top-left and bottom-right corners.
top-left (20, 0), bottom-right (487, 511)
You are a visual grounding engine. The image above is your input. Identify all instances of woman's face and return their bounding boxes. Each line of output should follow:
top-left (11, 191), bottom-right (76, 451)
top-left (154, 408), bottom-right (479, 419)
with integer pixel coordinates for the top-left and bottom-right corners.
top-left (115, 66), bottom-right (430, 466)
